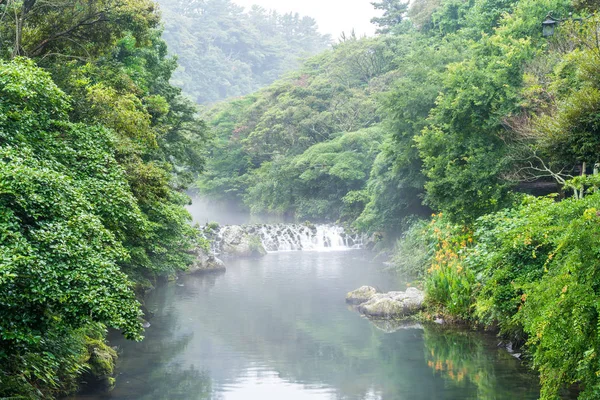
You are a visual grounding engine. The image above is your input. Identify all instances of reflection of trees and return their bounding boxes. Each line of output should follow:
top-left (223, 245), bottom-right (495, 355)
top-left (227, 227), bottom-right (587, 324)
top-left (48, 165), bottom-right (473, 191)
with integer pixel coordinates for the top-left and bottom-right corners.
top-left (422, 325), bottom-right (540, 400)
top-left (134, 365), bottom-right (211, 400)
top-left (109, 333), bottom-right (211, 399)
top-left (171, 256), bottom-right (394, 399)
top-left (103, 279), bottom-right (220, 400)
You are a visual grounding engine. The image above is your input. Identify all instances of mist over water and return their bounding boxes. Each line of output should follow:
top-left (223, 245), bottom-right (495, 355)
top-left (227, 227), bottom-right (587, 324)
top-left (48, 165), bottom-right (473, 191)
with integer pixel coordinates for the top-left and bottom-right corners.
top-left (186, 194), bottom-right (287, 226)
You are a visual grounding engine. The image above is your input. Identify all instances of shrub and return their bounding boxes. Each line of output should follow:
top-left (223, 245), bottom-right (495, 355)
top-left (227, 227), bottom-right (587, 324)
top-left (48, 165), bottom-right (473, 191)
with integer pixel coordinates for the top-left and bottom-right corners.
top-left (423, 214), bottom-right (476, 320)
top-left (390, 219), bottom-right (432, 278)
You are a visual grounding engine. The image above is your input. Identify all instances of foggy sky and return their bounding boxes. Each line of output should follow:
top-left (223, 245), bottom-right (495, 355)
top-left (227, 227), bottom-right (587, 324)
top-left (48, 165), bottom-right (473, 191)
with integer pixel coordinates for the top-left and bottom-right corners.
top-left (231, 0), bottom-right (380, 38)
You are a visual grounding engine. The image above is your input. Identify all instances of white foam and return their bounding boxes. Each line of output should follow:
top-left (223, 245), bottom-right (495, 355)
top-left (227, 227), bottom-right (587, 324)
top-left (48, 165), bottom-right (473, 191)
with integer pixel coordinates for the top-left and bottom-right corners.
top-left (213, 224), bottom-right (363, 253)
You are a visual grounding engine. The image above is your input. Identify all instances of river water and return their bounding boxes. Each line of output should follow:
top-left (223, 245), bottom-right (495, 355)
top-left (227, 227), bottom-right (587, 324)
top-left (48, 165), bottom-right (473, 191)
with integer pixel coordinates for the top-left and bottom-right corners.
top-left (74, 248), bottom-right (543, 400)
top-left (72, 196), bottom-right (545, 399)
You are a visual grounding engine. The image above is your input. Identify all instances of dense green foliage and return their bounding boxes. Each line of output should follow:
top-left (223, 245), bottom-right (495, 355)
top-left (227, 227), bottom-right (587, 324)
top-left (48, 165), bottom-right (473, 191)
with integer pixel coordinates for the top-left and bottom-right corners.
top-left (244, 126), bottom-right (385, 221)
top-left (0, 0), bottom-right (208, 397)
top-left (414, 194), bottom-right (600, 399)
top-left (414, 9), bottom-right (600, 396)
top-left (156, 0), bottom-right (331, 104)
top-left (199, 36), bottom-right (396, 221)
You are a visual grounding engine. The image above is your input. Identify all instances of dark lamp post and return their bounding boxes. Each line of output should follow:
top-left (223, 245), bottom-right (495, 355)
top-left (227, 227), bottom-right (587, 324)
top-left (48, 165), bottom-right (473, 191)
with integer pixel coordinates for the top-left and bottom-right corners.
top-left (542, 16), bottom-right (559, 37)
top-left (542, 12), bottom-right (585, 37)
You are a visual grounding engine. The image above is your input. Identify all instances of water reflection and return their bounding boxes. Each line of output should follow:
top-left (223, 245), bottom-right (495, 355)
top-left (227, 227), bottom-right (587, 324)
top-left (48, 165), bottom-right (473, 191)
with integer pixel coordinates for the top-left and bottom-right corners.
top-left (422, 326), bottom-right (539, 399)
top-left (119, 364), bottom-right (211, 400)
top-left (73, 251), bottom-right (543, 400)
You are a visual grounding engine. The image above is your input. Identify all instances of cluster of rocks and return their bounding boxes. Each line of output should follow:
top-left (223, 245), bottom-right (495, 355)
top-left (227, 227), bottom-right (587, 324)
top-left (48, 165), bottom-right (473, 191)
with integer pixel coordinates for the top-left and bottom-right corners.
top-left (346, 286), bottom-right (425, 319)
top-left (186, 223), bottom-right (271, 276)
top-left (187, 246), bottom-right (226, 274)
top-left (188, 221), bottom-right (368, 274)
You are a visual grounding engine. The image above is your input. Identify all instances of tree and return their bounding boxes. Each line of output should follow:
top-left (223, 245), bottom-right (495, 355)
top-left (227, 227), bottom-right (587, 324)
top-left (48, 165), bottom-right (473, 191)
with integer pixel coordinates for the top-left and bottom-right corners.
top-left (0, 0), bottom-right (159, 60)
top-left (198, 36), bottom-right (396, 220)
top-left (0, 58), bottom-right (143, 396)
top-left (407, 0), bottom-right (443, 30)
top-left (0, 1), bottom-right (210, 396)
top-left (244, 127), bottom-right (385, 221)
top-left (371, 0), bottom-right (409, 34)
top-left (357, 33), bottom-right (462, 232)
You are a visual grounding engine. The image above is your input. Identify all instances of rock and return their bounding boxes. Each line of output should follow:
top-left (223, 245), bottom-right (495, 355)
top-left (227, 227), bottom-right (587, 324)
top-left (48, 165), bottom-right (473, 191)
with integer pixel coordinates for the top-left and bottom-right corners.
top-left (139, 318), bottom-right (151, 328)
top-left (303, 221), bottom-right (317, 232)
top-left (83, 337), bottom-right (118, 390)
top-left (357, 287), bottom-right (425, 318)
top-left (500, 341), bottom-right (522, 359)
top-left (363, 232), bottom-right (384, 250)
top-left (346, 286), bottom-right (378, 305)
top-left (220, 226), bottom-right (267, 257)
top-left (188, 246), bottom-right (226, 274)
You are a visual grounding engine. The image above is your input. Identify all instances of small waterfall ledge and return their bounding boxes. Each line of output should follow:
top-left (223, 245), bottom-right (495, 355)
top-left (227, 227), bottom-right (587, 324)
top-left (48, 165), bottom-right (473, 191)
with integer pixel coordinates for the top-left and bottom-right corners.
top-left (202, 223), bottom-right (365, 257)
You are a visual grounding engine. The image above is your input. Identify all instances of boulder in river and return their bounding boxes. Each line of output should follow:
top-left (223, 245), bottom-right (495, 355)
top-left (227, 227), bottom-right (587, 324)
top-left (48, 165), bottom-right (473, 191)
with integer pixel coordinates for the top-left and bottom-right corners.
top-left (220, 225), bottom-right (267, 257)
top-left (346, 286), bottom-right (425, 319)
top-left (188, 246), bottom-right (226, 274)
top-left (346, 286), bottom-right (378, 305)
top-left (83, 337), bottom-right (118, 390)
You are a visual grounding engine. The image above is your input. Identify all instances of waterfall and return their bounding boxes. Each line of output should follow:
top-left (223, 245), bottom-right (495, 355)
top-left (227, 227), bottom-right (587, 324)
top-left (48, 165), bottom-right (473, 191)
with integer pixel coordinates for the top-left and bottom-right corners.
top-left (256, 224), bottom-right (362, 252)
top-left (208, 224), bottom-right (364, 255)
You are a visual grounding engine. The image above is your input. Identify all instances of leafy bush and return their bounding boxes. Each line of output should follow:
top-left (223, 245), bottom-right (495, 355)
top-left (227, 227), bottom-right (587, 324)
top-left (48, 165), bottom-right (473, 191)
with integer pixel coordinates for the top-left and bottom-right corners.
top-left (422, 214), bottom-right (476, 320)
top-left (514, 195), bottom-right (600, 399)
top-left (390, 219), bottom-right (433, 277)
top-left (0, 59), bottom-right (145, 397)
top-left (469, 196), bottom-right (563, 338)
top-left (423, 193), bottom-right (600, 398)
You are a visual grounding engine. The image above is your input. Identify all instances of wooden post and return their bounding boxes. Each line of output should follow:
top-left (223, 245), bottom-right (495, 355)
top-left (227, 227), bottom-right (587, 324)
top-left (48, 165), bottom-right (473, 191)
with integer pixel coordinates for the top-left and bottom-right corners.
top-left (594, 163), bottom-right (599, 193)
top-left (580, 162), bottom-right (587, 199)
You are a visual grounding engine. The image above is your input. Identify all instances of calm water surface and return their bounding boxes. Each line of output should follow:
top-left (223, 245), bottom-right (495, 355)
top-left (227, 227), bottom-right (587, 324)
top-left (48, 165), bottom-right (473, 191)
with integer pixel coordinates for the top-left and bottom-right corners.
top-left (73, 250), bottom-right (542, 400)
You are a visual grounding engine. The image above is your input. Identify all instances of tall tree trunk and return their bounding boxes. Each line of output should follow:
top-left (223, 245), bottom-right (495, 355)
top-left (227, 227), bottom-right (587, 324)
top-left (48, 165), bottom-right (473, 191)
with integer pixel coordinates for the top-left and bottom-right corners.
top-left (594, 163), bottom-right (599, 193)
top-left (12, 0), bottom-right (36, 58)
top-left (580, 162), bottom-right (587, 199)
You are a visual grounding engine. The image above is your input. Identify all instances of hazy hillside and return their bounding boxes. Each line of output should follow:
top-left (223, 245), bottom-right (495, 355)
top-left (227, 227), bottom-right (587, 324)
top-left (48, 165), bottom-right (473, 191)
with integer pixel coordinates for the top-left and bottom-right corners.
top-left (156, 0), bottom-right (332, 104)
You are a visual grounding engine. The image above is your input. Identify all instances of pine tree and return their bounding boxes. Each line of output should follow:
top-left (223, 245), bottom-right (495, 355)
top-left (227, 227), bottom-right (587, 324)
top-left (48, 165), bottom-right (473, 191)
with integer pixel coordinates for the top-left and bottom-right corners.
top-left (370, 0), bottom-right (409, 34)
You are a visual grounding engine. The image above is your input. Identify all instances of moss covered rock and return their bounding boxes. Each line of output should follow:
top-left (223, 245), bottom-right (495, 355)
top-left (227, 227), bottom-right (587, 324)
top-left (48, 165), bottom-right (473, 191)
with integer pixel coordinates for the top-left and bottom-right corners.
top-left (83, 337), bottom-right (118, 390)
top-left (357, 288), bottom-right (424, 318)
top-left (220, 226), bottom-right (267, 257)
top-left (345, 286), bottom-right (378, 305)
top-left (188, 246), bottom-right (227, 274)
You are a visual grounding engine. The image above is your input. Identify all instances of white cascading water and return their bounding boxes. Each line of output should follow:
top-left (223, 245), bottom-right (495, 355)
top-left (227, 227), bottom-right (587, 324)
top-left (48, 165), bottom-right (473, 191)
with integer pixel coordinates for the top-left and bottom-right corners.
top-left (212, 224), bottom-right (364, 253)
top-left (257, 224), bottom-right (360, 252)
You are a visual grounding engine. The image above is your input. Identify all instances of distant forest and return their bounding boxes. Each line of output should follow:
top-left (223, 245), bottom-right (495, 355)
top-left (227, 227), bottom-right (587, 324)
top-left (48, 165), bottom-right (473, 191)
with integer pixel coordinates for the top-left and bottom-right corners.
top-left (156, 0), bottom-right (332, 104)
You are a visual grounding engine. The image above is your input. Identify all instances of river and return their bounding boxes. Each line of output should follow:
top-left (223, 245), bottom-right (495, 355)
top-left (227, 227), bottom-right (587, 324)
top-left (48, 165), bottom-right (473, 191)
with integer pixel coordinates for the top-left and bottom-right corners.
top-left (73, 249), bottom-right (545, 400)
top-left (71, 197), bottom-right (544, 399)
